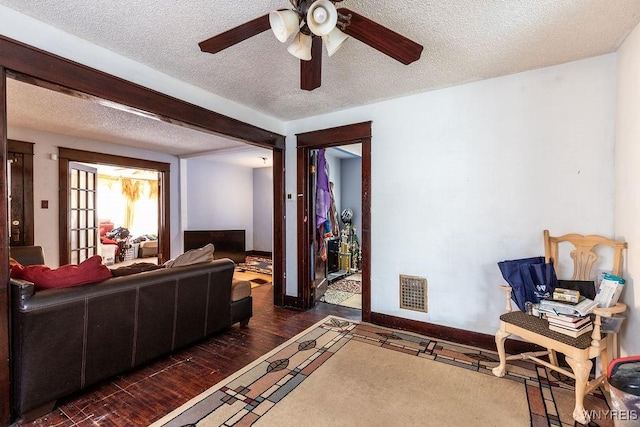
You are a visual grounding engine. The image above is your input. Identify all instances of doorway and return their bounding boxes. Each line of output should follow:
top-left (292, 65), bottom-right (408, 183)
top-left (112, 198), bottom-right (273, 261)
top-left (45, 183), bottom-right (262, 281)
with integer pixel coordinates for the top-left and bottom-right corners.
top-left (57, 148), bottom-right (170, 267)
top-left (296, 122), bottom-right (371, 322)
top-left (320, 144), bottom-right (363, 310)
top-left (95, 164), bottom-right (160, 266)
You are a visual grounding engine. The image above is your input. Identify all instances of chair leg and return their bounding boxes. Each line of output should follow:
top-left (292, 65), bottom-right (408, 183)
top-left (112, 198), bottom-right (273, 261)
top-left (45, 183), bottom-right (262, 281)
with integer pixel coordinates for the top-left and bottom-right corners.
top-left (492, 328), bottom-right (510, 377)
top-left (548, 349), bottom-right (558, 366)
top-left (565, 355), bottom-right (592, 425)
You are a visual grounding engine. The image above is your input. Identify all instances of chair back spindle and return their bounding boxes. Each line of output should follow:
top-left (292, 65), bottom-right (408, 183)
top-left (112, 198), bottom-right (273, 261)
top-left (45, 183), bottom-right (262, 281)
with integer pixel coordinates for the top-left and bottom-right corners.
top-left (543, 230), bottom-right (626, 281)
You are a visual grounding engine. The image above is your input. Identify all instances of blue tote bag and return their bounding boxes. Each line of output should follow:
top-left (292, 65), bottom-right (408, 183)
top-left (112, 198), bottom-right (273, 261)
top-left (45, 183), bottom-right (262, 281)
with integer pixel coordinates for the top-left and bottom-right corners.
top-left (498, 256), bottom-right (558, 311)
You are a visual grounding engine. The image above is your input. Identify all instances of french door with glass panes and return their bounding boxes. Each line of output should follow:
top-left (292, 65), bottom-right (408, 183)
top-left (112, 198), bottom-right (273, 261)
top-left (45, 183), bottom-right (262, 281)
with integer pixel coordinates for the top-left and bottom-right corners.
top-left (68, 162), bottom-right (98, 264)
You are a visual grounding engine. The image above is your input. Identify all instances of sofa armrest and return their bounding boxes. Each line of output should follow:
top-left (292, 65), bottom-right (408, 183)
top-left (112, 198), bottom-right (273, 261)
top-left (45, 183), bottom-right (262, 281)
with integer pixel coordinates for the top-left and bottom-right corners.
top-left (10, 278), bottom-right (35, 302)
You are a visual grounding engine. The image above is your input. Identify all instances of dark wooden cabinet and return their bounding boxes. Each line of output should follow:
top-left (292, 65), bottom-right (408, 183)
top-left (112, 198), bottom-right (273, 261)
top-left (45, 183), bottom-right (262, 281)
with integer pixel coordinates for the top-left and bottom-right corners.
top-left (184, 230), bottom-right (246, 264)
top-left (326, 237), bottom-right (339, 274)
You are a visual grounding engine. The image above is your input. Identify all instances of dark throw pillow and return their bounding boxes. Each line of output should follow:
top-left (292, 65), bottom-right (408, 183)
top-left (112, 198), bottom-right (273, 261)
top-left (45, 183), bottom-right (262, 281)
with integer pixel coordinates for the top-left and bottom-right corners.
top-left (111, 262), bottom-right (164, 277)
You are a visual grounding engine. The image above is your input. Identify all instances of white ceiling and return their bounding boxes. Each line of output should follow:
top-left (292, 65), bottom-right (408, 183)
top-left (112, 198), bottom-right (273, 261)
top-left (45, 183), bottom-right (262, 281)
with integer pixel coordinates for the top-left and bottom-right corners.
top-left (328, 144), bottom-right (362, 159)
top-left (3, 1), bottom-right (640, 162)
top-left (6, 79), bottom-right (243, 157)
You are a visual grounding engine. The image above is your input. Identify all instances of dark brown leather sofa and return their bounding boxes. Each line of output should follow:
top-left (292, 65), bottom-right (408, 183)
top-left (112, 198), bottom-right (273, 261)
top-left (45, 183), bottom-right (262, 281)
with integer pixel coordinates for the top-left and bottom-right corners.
top-left (9, 246), bottom-right (252, 421)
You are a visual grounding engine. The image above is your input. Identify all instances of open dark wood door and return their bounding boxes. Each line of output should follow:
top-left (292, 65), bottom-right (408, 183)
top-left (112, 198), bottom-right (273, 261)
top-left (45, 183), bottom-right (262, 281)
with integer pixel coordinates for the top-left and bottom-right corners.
top-left (8, 140), bottom-right (34, 247)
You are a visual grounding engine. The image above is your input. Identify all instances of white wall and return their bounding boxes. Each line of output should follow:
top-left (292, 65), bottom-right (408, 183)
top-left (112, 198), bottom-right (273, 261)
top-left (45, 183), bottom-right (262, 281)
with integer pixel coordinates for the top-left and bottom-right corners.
top-left (8, 127), bottom-right (181, 266)
top-left (253, 167), bottom-right (273, 252)
top-left (285, 54), bottom-right (617, 335)
top-left (615, 22), bottom-right (640, 357)
top-left (340, 158), bottom-right (362, 243)
top-left (183, 159), bottom-right (273, 253)
top-left (324, 150), bottom-right (342, 232)
top-left (184, 158), bottom-right (254, 251)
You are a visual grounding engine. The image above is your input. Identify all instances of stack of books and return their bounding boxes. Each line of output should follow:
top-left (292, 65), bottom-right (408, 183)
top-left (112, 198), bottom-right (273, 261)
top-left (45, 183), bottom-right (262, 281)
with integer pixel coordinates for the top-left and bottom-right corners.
top-left (546, 314), bottom-right (593, 337)
top-left (538, 296), bottom-right (598, 317)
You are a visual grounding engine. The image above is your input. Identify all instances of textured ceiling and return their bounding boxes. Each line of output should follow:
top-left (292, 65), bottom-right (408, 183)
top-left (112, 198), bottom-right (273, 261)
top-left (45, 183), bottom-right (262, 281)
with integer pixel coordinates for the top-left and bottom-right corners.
top-left (6, 79), bottom-right (245, 157)
top-left (3, 0), bottom-right (640, 158)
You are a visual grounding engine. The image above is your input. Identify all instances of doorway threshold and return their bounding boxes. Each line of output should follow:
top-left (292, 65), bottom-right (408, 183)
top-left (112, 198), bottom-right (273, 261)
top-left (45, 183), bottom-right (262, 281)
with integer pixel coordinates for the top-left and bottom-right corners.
top-left (327, 269), bottom-right (351, 284)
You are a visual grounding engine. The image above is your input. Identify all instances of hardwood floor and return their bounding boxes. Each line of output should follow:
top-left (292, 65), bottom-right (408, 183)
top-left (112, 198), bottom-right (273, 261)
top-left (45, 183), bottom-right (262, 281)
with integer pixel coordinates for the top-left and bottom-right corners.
top-left (19, 284), bottom-right (360, 426)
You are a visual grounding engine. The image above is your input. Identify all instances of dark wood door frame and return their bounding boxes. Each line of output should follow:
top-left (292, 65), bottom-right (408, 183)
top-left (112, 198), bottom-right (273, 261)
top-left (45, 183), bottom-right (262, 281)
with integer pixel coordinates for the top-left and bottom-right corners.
top-left (271, 146), bottom-right (286, 307)
top-left (0, 65), bottom-right (11, 424)
top-left (57, 148), bottom-right (171, 266)
top-left (0, 35), bottom-right (287, 424)
top-left (295, 122), bottom-right (372, 321)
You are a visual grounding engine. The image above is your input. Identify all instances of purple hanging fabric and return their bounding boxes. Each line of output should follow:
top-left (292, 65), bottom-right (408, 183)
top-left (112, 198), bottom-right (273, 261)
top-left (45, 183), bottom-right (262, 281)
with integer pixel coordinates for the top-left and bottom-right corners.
top-left (316, 149), bottom-right (331, 228)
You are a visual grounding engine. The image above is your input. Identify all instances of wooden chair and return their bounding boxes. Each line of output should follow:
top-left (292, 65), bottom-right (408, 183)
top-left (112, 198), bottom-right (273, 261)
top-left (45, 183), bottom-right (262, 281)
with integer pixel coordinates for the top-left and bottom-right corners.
top-left (492, 230), bottom-right (627, 424)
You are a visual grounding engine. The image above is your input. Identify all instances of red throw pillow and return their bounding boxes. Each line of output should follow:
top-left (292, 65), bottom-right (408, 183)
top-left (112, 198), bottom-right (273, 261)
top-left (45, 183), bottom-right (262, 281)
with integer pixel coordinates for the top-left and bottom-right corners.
top-left (10, 255), bottom-right (113, 290)
top-left (101, 237), bottom-right (118, 245)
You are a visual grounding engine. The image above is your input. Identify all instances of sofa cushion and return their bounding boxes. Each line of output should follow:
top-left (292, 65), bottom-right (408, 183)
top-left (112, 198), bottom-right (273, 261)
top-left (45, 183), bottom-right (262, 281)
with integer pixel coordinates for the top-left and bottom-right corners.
top-left (164, 243), bottom-right (215, 268)
top-left (231, 279), bottom-right (251, 302)
top-left (10, 255), bottom-right (113, 290)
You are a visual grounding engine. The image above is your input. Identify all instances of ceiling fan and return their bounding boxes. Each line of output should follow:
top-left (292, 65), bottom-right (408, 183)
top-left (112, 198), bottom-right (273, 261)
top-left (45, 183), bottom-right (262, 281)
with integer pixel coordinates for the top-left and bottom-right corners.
top-left (198, 0), bottom-right (423, 91)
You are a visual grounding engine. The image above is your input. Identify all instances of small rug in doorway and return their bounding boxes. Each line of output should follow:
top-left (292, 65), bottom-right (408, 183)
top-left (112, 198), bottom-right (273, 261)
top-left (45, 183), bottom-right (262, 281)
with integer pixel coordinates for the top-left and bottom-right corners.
top-left (151, 316), bottom-right (611, 427)
top-left (236, 256), bottom-right (272, 275)
top-left (321, 272), bottom-right (361, 308)
top-left (234, 269), bottom-right (272, 288)
top-left (329, 272), bottom-right (361, 293)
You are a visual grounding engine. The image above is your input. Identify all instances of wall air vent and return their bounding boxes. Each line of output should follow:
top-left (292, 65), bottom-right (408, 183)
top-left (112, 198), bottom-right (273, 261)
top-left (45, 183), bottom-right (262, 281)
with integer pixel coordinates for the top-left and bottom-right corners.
top-left (399, 274), bottom-right (428, 313)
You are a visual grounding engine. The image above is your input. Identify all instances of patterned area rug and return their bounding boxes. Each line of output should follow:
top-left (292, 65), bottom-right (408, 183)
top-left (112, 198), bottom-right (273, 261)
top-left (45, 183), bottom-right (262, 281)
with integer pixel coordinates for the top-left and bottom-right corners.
top-left (151, 316), bottom-right (612, 427)
top-left (233, 270), bottom-right (272, 288)
top-left (321, 273), bottom-right (361, 308)
top-left (328, 273), bottom-right (361, 293)
top-left (236, 256), bottom-right (272, 275)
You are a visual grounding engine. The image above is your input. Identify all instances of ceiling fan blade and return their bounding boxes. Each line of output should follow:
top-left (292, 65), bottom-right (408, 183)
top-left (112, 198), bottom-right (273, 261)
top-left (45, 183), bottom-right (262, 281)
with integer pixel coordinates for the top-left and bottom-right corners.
top-left (199, 14), bottom-right (271, 54)
top-left (301, 37), bottom-right (323, 91)
top-left (337, 8), bottom-right (423, 65)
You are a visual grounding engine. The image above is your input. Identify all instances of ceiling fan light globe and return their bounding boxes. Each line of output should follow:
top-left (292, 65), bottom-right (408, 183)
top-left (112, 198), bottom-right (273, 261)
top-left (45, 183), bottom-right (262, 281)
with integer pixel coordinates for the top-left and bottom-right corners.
top-left (287, 32), bottom-right (313, 61)
top-left (307, 0), bottom-right (337, 36)
top-left (269, 9), bottom-right (300, 43)
top-left (313, 7), bottom-right (328, 24)
top-left (323, 28), bottom-right (348, 57)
